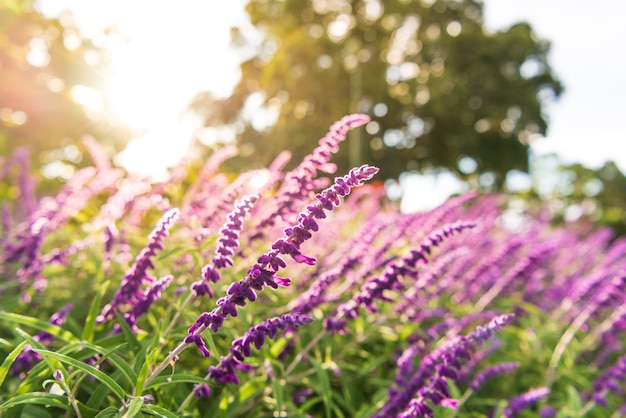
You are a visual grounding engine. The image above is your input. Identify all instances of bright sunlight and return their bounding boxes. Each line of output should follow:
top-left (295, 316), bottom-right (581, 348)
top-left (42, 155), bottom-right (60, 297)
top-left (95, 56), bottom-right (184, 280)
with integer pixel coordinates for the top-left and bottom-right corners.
top-left (37, 0), bottom-right (247, 176)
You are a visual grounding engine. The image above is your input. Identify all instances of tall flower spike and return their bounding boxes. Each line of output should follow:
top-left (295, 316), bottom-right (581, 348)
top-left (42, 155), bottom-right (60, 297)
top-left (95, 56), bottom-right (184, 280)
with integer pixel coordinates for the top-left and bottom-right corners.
top-left (207, 314), bottom-right (313, 385)
top-left (191, 195), bottom-right (258, 297)
top-left (376, 314), bottom-right (515, 418)
top-left (502, 387), bottom-right (550, 418)
top-left (98, 208), bottom-right (179, 324)
top-left (186, 165), bottom-right (379, 357)
top-left (591, 355), bottom-right (626, 407)
top-left (327, 221), bottom-right (475, 333)
top-left (122, 275), bottom-right (173, 331)
top-left (251, 114), bottom-right (371, 240)
top-left (470, 362), bottom-right (520, 391)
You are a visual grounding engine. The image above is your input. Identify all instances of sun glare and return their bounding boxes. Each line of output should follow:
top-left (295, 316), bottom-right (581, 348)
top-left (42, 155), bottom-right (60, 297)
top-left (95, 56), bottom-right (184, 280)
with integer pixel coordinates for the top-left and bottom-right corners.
top-left (38, 0), bottom-right (247, 176)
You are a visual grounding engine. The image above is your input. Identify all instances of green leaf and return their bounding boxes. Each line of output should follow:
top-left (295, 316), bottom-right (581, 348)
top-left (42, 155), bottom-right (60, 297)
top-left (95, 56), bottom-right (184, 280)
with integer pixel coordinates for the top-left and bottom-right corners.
top-left (54, 341), bottom-right (135, 386)
top-left (32, 349), bottom-right (127, 400)
top-left (0, 340), bottom-right (28, 387)
top-left (144, 373), bottom-right (209, 390)
top-left (310, 358), bottom-right (332, 418)
top-left (0, 392), bottom-right (70, 412)
top-left (14, 328), bottom-right (65, 378)
top-left (134, 347), bottom-right (160, 396)
top-left (114, 310), bottom-right (141, 352)
top-left (82, 279), bottom-right (109, 342)
top-left (94, 406), bottom-right (120, 418)
top-left (566, 384), bottom-right (583, 412)
top-left (141, 404), bottom-right (180, 418)
top-left (0, 312), bottom-right (79, 343)
top-left (121, 398), bottom-right (143, 418)
top-left (156, 245), bottom-right (187, 261)
top-left (86, 384), bottom-right (111, 410)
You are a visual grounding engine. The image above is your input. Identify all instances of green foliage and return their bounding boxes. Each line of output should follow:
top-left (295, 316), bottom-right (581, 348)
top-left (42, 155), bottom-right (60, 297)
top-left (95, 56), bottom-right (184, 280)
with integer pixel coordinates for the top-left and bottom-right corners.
top-left (190, 0), bottom-right (563, 185)
top-left (554, 161), bottom-right (626, 236)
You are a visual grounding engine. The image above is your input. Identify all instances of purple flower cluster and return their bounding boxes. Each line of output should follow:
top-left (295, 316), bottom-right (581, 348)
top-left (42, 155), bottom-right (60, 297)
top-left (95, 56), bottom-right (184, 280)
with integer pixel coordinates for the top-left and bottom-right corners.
top-left (591, 355), bottom-right (626, 408)
top-left (192, 195), bottom-right (258, 297)
top-left (377, 314), bottom-right (515, 418)
top-left (469, 361), bottom-right (520, 391)
top-left (252, 113), bottom-right (371, 239)
top-left (186, 165), bottom-right (379, 355)
top-left (98, 208), bottom-right (179, 325)
top-left (204, 314), bottom-right (313, 384)
top-left (502, 387), bottom-right (551, 417)
top-left (325, 221), bottom-right (475, 334)
top-left (5, 113), bottom-right (626, 416)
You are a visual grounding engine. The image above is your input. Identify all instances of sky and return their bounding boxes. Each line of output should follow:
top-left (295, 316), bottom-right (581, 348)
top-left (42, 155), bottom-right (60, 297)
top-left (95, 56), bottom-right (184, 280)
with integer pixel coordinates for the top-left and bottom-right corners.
top-left (483, 0), bottom-right (626, 171)
top-left (37, 0), bottom-right (626, 209)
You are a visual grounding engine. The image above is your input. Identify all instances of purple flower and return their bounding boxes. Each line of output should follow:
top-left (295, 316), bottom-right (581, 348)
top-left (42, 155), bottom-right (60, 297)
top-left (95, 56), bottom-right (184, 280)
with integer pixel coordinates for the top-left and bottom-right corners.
top-left (502, 387), bottom-right (550, 417)
top-left (212, 195), bottom-right (258, 269)
top-left (591, 355), bottom-right (626, 407)
top-left (181, 146), bottom-right (238, 220)
top-left (470, 362), bottom-right (520, 391)
top-left (252, 114), bottom-right (371, 240)
top-left (190, 195), bottom-right (258, 297)
top-left (187, 165), bottom-right (379, 355)
top-left (206, 314), bottom-right (313, 385)
top-left (98, 208), bottom-right (179, 324)
top-left (377, 314), bottom-right (515, 418)
top-left (82, 135), bottom-right (113, 172)
top-left (327, 221), bottom-right (475, 333)
top-left (122, 275), bottom-right (173, 330)
top-left (292, 388), bottom-right (314, 405)
top-left (193, 383), bottom-right (212, 398)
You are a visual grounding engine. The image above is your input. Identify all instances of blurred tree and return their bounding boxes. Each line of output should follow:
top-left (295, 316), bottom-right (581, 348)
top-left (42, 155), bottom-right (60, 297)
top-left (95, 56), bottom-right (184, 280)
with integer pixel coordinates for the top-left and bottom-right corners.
top-left (549, 161), bottom-right (626, 236)
top-left (0, 0), bottom-right (129, 168)
top-left (190, 0), bottom-right (562, 185)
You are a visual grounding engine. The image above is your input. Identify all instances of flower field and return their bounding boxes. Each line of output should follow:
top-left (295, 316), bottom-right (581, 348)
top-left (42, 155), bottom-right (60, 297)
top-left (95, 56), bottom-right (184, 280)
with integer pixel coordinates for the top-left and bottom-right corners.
top-left (1, 115), bottom-right (625, 417)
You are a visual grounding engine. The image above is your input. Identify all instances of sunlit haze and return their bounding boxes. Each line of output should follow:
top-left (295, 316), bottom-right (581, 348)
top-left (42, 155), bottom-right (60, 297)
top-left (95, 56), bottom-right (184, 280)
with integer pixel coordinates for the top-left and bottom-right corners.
top-left (38, 0), bottom-right (626, 210)
top-left (38, 0), bottom-right (248, 175)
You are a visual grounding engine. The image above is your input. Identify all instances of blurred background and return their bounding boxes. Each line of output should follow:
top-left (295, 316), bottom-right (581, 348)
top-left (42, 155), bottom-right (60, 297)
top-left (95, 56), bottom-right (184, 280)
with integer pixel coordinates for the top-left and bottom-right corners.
top-left (1, 0), bottom-right (625, 233)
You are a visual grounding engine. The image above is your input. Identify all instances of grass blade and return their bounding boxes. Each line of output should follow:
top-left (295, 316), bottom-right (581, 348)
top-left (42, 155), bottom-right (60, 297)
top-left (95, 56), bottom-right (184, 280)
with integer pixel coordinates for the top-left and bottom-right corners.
top-left (0, 312), bottom-right (79, 343)
top-left (0, 340), bottom-right (28, 387)
top-left (33, 349), bottom-right (127, 400)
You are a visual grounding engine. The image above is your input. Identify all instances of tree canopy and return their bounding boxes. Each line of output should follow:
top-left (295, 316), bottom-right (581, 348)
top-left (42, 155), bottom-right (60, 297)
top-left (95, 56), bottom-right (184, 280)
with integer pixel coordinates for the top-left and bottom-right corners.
top-left (190, 0), bottom-right (563, 185)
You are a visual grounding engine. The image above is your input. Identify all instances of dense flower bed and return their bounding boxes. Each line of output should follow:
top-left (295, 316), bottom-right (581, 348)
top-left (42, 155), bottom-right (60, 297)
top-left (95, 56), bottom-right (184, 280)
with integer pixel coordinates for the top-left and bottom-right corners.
top-left (1, 115), bottom-right (625, 417)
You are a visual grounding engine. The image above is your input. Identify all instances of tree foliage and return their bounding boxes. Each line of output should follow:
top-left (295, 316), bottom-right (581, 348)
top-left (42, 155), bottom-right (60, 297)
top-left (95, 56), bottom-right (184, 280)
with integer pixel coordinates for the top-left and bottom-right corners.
top-left (552, 161), bottom-right (626, 236)
top-left (190, 0), bottom-right (563, 184)
top-left (0, 0), bottom-right (129, 161)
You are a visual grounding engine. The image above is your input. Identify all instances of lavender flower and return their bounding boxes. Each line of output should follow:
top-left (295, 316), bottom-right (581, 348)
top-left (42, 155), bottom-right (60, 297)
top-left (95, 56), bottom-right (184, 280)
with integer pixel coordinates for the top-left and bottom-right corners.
top-left (292, 388), bottom-right (314, 405)
top-left (502, 387), bottom-right (550, 417)
top-left (197, 171), bottom-right (261, 237)
top-left (98, 208), bottom-right (179, 324)
top-left (206, 314), bottom-right (313, 385)
top-left (377, 314), bottom-right (515, 418)
top-left (193, 384), bottom-right (211, 398)
top-left (181, 145), bottom-right (238, 219)
top-left (81, 134), bottom-right (112, 172)
top-left (191, 195), bottom-right (258, 297)
top-left (326, 221), bottom-right (475, 334)
top-left (288, 216), bottom-right (391, 314)
top-left (591, 355), bottom-right (626, 407)
top-left (470, 362), bottom-right (520, 391)
top-left (252, 113), bottom-right (371, 239)
top-left (186, 165), bottom-right (379, 355)
top-left (122, 275), bottom-right (173, 330)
